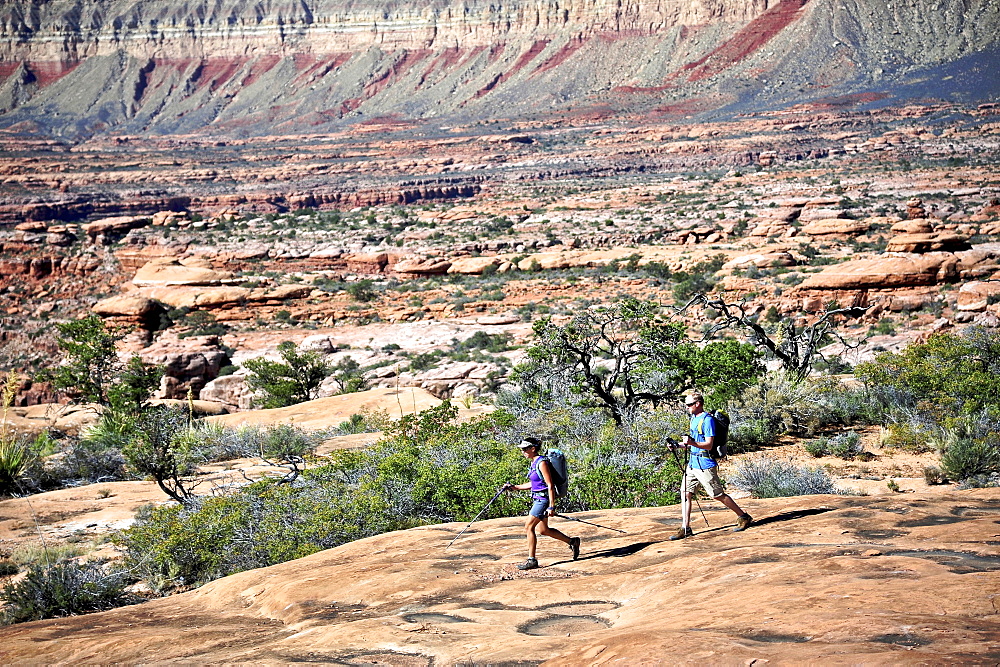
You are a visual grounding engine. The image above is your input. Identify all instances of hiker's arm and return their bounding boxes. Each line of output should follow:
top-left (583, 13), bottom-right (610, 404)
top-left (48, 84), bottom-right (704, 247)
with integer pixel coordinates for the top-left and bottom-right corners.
top-left (539, 460), bottom-right (557, 514)
top-left (684, 434), bottom-right (714, 450)
top-left (502, 482), bottom-right (529, 492)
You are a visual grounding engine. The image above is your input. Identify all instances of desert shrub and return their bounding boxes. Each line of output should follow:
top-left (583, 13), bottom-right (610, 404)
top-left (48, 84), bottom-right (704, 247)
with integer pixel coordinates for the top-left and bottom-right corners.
top-left (0, 560), bottom-right (17, 577)
top-left (243, 341), bottom-right (333, 408)
top-left (923, 465), bottom-right (947, 485)
top-left (122, 406), bottom-right (198, 502)
top-left (11, 543), bottom-right (83, 569)
top-left (958, 473), bottom-right (1000, 489)
top-left (724, 373), bottom-right (821, 451)
top-left (938, 429), bottom-right (1000, 484)
top-left (880, 418), bottom-right (935, 453)
top-left (56, 438), bottom-right (129, 484)
top-left (346, 279), bottom-right (377, 303)
top-left (725, 375), bottom-right (881, 453)
top-left (335, 413), bottom-right (371, 435)
top-left (407, 351), bottom-right (442, 372)
top-left (856, 327), bottom-right (1000, 418)
top-left (671, 255), bottom-right (725, 303)
top-left (454, 331), bottom-right (512, 354)
top-left (728, 456), bottom-right (841, 498)
top-left (828, 431), bottom-right (863, 459)
top-left (804, 438), bottom-right (829, 458)
top-left (0, 559), bottom-right (137, 624)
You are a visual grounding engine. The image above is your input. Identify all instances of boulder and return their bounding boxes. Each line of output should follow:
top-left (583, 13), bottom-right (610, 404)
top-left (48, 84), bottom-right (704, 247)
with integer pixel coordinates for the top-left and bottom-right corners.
top-left (889, 218), bottom-right (934, 234)
top-left (956, 281), bottom-right (1000, 312)
top-left (476, 313), bottom-right (520, 325)
top-left (392, 258), bottom-right (453, 275)
top-left (141, 335), bottom-right (229, 399)
top-left (133, 258), bottom-right (235, 287)
top-left (92, 295), bottom-right (162, 318)
top-left (200, 374), bottom-right (254, 411)
top-left (82, 215), bottom-right (151, 242)
top-left (799, 219), bottom-right (870, 236)
top-left (300, 335), bottom-right (336, 354)
top-left (517, 253), bottom-right (570, 270)
top-left (142, 286), bottom-right (250, 309)
top-left (748, 219), bottom-right (789, 237)
top-left (723, 252), bottom-right (796, 270)
top-left (884, 232), bottom-right (970, 253)
top-left (799, 254), bottom-right (959, 290)
top-left (797, 208), bottom-right (847, 222)
top-left (447, 257), bottom-right (501, 274)
top-left (248, 285), bottom-right (313, 301)
top-left (344, 253), bottom-right (390, 274)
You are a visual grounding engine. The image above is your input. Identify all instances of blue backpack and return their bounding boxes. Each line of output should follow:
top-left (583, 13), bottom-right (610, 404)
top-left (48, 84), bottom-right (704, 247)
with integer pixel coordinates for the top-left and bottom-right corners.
top-left (542, 449), bottom-right (569, 498)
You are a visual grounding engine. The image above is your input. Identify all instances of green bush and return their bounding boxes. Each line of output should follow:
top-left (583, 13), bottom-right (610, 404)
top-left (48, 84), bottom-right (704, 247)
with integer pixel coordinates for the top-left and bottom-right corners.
top-left (804, 438), bottom-right (829, 458)
top-left (728, 456), bottom-right (841, 498)
top-left (856, 328), bottom-right (1000, 418)
top-left (938, 425), bottom-right (1000, 483)
top-left (828, 431), bottom-right (863, 460)
top-left (346, 279), bottom-right (377, 303)
top-left (1, 559), bottom-right (137, 624)
top-left (880, 420), bottom-right (935, 453)
top-left (243, 341), bottom-right (333, 408)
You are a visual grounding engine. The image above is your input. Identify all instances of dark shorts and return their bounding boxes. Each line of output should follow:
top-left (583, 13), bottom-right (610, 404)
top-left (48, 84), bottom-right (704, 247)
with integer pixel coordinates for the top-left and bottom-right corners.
top-left (529, 497), bottom-right (550, 519)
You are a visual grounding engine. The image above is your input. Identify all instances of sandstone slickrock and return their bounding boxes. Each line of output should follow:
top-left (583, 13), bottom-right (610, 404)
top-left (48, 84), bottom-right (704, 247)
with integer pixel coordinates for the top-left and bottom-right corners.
top-left (206, 387), bottom-right (455, 430)
top-left (0, 489), bottom-right (996, 663)
top-left (799, 254), bottom-right (959, 289)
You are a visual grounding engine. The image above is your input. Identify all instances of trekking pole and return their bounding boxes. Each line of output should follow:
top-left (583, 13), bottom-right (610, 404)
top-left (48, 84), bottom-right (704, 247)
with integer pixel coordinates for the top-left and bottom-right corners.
top-left (554, 512), bottom-right (627, 534)
top-left (669, 439), bottom-right (710, 528)
top-left (446, 487), bottom-right (506, 549)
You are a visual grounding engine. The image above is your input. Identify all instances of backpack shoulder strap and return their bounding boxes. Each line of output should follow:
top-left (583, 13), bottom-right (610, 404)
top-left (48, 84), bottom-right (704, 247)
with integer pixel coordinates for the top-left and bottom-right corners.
top-left (696, 412), bottom-right (711, 436)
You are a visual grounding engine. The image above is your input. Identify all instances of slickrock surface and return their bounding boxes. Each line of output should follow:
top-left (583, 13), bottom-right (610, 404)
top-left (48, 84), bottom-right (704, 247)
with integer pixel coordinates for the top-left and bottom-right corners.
top-left (1, 489), bottom-right (997, 663)
top-left (205, 386), bottom-right (485, 430)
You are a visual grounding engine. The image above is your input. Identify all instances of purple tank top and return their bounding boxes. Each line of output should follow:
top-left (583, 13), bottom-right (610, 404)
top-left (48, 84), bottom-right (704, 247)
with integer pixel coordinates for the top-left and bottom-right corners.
top-left (528, 456), bottom-right (549, 499)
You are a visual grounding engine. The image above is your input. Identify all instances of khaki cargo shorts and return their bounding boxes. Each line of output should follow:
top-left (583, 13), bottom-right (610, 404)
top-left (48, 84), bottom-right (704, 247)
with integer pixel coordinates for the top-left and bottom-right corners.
top-left (684, 465), bottom-right (726, 498)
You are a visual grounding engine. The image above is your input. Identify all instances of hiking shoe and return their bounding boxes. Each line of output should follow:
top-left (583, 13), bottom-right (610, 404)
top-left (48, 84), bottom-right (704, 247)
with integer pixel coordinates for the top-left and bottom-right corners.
top-left (569, 537), bottom-right (581, 561)
top-left (732, 514), bottom-right (753, 532)
top-left (669, 526), bottom-right (693, 541)
top-left (517, 557), bottom-right (539, 571)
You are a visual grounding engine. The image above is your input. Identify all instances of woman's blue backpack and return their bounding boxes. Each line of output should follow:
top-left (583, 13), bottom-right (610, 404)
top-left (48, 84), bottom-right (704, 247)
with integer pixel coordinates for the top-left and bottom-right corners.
top-left (543, 449), bottom-right (569, 498)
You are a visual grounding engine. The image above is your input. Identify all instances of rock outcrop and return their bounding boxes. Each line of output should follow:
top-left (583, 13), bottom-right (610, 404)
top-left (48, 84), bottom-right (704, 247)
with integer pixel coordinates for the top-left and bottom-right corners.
top-left (799, 254), bottom-right (960, 289)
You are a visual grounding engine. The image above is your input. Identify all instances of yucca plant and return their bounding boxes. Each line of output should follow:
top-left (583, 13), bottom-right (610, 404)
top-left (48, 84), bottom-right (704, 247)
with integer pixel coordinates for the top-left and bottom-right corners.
top-left (0, 372), bottom-right (29, 496)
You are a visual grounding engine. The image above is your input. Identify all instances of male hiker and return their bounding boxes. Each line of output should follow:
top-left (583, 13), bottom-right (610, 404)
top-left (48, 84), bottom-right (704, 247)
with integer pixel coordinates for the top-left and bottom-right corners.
top-left (670, 392), bottom-right (752, 540)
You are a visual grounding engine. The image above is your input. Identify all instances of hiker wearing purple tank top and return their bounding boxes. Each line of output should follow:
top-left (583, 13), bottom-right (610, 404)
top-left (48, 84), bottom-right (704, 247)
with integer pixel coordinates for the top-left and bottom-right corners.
top-left (500, 437), bottom-right (581, 570)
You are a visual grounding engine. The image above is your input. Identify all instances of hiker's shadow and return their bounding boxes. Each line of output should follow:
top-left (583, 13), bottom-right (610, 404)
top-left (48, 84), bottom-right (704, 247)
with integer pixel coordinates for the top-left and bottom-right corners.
top-left (552, 541), bottom-right (660, 565)
top-left (750, 507), bottom-right (834, 527)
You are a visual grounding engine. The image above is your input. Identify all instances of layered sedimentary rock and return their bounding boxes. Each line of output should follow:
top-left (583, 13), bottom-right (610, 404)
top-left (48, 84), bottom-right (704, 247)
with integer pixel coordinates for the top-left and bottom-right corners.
top-left (1, 0), bottom-right (998, 137)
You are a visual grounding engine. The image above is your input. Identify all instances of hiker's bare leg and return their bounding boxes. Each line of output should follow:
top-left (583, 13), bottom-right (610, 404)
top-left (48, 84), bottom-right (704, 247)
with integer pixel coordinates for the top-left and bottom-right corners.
top-left (537, 517), bottom-right (571, 545)
top-left (714, 493), bottom-right (746, 517)
top-left (525, 515), bottom-right (542, 558)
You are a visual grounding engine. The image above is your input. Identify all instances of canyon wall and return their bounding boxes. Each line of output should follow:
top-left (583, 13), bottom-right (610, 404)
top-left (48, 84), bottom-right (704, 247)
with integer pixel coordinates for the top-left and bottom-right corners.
top-left (0, 0), bottom-right (998, 137)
